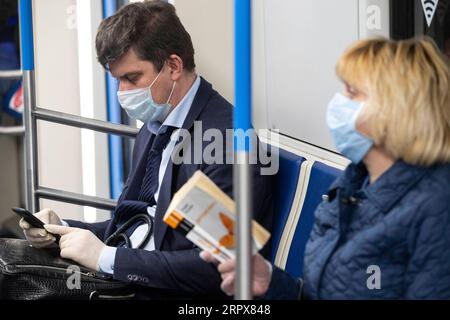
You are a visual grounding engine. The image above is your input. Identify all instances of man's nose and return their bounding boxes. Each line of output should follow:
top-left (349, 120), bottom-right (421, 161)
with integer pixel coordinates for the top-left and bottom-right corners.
top-left (118, 82), bottom-right (131, 92)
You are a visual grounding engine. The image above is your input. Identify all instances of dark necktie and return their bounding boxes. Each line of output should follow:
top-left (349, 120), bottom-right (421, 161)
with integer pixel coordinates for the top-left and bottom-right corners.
top-left (108, 126), bottom-right (176, 247)
top-left (138, 125), bottom-right (176, 206)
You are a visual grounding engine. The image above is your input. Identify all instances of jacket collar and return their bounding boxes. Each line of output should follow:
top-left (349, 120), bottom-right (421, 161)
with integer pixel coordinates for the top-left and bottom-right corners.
top-left (328, 160), bottom-right (430, 213)
top-left (180, 76), bottom-right (214, 131)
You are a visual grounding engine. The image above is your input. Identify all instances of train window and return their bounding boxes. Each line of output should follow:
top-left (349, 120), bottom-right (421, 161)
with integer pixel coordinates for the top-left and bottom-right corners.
top-left (391, 0), bottom-right (450, 58)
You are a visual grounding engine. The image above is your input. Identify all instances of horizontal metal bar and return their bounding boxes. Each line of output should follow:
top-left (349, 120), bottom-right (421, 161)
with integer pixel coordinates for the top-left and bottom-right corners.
top-left (34, 108), bottom-right (139, 138)
top-left (0, 70), bottom-right (23, 79)
top-left (36, 187), bottom-right (117, 211)
top-left (0, 126), bottom-right (25, 136)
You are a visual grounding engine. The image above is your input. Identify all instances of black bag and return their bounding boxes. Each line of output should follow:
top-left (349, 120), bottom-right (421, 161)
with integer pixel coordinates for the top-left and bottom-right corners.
top-left (0, 238), bottom-right (135, 300)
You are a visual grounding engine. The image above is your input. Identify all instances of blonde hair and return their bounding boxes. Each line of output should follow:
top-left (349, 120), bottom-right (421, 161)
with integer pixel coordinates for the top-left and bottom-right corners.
top-left (336, 37), bottom-right (450, 166)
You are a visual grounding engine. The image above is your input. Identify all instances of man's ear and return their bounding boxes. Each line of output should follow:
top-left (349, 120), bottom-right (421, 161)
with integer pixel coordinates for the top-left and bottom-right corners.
top-left (167, 54), bottom-right (183, 81)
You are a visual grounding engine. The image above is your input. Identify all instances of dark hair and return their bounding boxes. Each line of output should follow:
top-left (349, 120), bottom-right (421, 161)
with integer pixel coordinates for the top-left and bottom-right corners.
top-left (96, 0), bottom-right (195, 72)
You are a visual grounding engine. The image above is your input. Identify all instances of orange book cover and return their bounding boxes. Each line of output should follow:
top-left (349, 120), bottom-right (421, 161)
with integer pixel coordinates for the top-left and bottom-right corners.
top-left (163, 171), bottom-right (270, 261)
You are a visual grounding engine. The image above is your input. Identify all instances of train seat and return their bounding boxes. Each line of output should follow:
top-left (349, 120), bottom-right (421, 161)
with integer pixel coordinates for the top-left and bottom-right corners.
top-left (270, 150), bottom-right (343, 279)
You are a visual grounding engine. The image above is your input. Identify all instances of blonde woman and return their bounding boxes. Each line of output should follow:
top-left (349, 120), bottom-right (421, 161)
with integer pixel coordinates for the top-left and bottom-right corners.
top-left (202, 37), bottom-right (450, 299)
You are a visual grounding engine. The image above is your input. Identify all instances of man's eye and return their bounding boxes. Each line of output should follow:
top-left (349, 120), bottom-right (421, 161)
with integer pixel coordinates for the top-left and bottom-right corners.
top-left (128, 75), bottom-right (141, 84)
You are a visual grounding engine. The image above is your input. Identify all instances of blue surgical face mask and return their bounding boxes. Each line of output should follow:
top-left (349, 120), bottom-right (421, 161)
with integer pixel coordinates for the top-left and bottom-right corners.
top-left (326, 92), bottom-right (374, 164)
top-left (117, 69), bottom-right (176, 123)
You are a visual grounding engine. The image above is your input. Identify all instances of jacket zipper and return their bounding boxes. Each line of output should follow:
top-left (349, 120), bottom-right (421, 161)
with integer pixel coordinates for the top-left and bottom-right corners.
top-left (9, 264), bottom-right (100, 278)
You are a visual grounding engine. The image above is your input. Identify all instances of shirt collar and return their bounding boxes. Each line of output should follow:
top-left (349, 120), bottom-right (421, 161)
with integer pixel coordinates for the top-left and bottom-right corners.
top-left (328, 160), bottom-right (430, 213)
top-left (147, 75), bottom-right (201, 135)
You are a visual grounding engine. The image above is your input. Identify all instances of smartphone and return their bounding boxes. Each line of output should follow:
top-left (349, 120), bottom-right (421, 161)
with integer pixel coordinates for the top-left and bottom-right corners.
top-left (12, 207), bottom-right (60, 243)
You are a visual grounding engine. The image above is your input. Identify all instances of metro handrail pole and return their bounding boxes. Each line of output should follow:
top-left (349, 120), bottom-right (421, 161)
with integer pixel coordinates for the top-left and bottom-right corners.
top-left (19, 0), bottom-right (39, 213)
top-left (103, 0), bottom-right (124, 201)
top-left (234, 0), bottom-right (253, 300)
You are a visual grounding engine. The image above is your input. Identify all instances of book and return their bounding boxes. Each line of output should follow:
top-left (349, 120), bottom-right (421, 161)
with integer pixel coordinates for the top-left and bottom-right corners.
top-left (163, 170), bottom-right (271, 263)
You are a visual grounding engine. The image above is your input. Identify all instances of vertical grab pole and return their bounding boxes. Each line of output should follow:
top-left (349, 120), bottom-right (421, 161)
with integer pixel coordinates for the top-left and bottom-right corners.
top-left (234, 0), bottom-right (253, 300)
top-left (103, 0), bottom-right (124, 201)
top-left (19, 0), bottom-right (39, 212)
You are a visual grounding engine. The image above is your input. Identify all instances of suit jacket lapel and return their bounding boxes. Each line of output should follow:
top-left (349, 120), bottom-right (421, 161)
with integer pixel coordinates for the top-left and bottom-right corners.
top-left (122, 130), bottom-right (155, 202)
top-left (154, 156), bottom-right (175, 249)
top-left (106, 129), bottom-right (155, 239)
top-left (154, 77), bottom-right (214, 249)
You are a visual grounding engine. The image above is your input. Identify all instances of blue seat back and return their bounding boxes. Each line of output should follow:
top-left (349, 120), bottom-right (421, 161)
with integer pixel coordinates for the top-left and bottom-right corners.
top-left (284, 161), bottom-right (342, 278)
top-left (269, 148), bottom-right (306, 263)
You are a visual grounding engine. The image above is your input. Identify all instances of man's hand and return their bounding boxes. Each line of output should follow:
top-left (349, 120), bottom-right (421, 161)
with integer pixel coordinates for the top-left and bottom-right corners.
top-left (19, 208), bottom-right (62, 248)
top-left (44, 225), bottom-right (105, 271)
top-left (200, 252), bottom-right (273, 297)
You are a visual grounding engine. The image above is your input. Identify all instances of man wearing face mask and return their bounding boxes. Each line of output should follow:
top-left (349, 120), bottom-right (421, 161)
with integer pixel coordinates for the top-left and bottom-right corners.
top-left (18, 1), bottom-right (274, 298)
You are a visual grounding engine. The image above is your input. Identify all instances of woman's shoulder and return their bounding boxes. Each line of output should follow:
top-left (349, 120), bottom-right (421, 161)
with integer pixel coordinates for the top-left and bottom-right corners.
top-left (420, 163), bottom-right (450, 196)
top-left (379, 162), bottom-right (450, 228)
top-left (404, 163), bottom-right (450, 224)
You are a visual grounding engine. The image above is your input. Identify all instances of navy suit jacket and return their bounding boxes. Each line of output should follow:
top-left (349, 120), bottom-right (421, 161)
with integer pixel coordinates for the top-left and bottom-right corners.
top-left (67, 78), bottom-right (274, 298)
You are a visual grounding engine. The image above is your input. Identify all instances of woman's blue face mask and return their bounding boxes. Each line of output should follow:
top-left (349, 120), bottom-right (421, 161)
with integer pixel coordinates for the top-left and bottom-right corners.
top-left (326, 93), bottom-right (374, 164)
